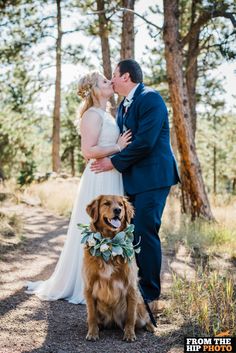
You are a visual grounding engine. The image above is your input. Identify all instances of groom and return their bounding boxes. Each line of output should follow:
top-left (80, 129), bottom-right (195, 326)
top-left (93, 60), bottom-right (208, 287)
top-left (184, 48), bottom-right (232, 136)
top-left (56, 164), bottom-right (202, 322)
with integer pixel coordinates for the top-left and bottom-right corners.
top-left (91, 59), bottom-right (180, 304)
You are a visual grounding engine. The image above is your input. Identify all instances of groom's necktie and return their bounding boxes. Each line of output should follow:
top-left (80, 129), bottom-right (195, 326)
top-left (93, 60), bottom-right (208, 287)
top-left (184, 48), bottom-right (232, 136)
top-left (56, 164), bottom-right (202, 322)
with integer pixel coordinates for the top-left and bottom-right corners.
top-left (122, 98), bottom-right (130, 132)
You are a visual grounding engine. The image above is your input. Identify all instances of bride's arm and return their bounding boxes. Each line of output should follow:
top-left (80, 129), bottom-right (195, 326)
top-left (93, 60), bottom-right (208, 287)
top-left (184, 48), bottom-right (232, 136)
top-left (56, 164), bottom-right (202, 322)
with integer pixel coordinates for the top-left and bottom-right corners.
top-left (80, 110), bottom-right (131, 160)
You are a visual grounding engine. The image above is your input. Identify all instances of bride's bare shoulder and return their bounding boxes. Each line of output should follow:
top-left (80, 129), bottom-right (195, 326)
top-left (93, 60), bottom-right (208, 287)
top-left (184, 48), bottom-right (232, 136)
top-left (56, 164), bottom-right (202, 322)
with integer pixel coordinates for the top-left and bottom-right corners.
top-left (82, 108), bottom-right (100, 121)
top-left (80, 108), bottom-right (103, 131)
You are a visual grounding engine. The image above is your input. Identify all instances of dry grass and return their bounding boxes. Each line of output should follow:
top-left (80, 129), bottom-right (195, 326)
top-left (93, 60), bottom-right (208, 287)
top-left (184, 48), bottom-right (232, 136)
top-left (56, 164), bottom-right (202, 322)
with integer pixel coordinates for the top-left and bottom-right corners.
top-left (169, 269), bottom-right (236, 336)
top-left (24, 178), bottom-right (80, 217)
top-left (162, 194), bottom-right (236, 338)
top-left (0, 211), bottom-right (24, 255)
top-left (162, 194), bottom-right (236, 259)
top-left (0, 211), bottom-right (22, 236)
top-left (210, 193), bottom-right (236, 224)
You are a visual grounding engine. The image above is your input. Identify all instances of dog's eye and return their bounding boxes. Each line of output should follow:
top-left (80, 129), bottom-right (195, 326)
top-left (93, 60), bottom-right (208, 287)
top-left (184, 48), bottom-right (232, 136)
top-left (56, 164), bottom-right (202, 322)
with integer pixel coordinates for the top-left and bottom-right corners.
top-left (103, 201), bottom-right (111, 206)
top-left (118, 202), bottom-right (123, 207)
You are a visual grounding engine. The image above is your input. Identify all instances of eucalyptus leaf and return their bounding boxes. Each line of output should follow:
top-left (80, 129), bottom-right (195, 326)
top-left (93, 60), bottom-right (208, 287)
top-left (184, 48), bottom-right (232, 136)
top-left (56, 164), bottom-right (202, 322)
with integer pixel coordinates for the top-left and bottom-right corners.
top-left (113, 231), bottom-right (125, 243)
top-left (90, 247), bottom-right (96, 256)
top-left (102, 252), bottom-right (111, 262)
top-left (111, 245), bottom-right (123, 255)
top-left (126, 224), bottom-right (135, 233)
top-left (81, 234), bottom-right (89, 244)
top-left (103, 249), bottom-right (111, 257)
top-left (125, 248), bottom-right (133, 257)
top-left (95, 250), bottom-right (101, 256)
top-left (94, 232), bottom-right (102, 240)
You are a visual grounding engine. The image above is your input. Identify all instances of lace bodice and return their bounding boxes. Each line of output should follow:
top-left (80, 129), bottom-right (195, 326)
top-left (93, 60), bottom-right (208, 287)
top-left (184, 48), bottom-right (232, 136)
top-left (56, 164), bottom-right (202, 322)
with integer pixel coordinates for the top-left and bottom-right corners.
top-left (76, 107), bottom-right (120, 147)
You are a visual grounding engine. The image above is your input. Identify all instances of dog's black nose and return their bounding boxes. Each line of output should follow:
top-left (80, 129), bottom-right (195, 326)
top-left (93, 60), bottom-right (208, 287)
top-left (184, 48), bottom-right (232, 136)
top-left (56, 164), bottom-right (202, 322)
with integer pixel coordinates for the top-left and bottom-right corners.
top-left (113, 208), bottom-right (121, 215)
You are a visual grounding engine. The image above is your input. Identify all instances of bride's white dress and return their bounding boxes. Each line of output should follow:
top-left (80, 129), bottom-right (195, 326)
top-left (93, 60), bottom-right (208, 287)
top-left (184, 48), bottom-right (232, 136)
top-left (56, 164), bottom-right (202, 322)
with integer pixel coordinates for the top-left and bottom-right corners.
top-left (26, 107), bottom-right (124, 304)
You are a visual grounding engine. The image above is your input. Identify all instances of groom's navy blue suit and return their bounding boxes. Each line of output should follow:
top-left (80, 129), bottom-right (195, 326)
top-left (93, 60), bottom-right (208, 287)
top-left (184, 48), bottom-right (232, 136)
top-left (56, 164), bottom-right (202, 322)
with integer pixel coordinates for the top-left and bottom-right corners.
top-left (111, 83), bottom-right (180, 301)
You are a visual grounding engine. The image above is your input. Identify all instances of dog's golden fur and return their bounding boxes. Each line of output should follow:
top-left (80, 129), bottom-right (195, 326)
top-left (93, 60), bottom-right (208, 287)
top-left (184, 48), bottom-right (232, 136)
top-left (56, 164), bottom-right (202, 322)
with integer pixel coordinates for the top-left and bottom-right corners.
top-left (83, 195), bottom-right (154, 342)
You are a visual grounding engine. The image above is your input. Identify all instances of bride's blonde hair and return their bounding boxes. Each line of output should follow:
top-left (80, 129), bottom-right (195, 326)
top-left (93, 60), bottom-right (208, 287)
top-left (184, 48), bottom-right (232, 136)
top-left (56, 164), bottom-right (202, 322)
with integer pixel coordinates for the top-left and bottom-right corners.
top-left (76, 71), bottom-right (102, 118)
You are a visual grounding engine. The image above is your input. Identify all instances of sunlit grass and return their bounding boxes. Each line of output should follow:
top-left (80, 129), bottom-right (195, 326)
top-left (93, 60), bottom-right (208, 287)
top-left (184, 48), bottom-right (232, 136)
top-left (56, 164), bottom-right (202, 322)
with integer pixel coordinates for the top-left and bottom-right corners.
top-left (162, 194), bottom-right (236, 337)
top-left (162, 194), bottom-right (236, 259)
top-left (0, 211), bottom-right (23, 237)
top-left (25, 178), bottom-right (79, 217)
top-left (169, 269), bottom-right (236, 336)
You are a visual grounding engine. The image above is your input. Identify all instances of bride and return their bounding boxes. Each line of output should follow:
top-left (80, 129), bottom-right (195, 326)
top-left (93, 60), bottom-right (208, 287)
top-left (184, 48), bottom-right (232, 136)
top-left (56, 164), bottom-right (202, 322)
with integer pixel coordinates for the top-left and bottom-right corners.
top-left (26, 71), bottom-right (131, 304)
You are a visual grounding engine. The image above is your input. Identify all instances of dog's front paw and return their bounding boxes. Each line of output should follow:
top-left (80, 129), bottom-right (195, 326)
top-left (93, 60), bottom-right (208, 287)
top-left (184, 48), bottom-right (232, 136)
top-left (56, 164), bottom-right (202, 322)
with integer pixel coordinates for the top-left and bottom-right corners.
top-left (145, 321), bottom-right (155, 333)
top-left (123, 328), bottom-right (137, 342)
top-left (86, 327), bottom-right (99, 341)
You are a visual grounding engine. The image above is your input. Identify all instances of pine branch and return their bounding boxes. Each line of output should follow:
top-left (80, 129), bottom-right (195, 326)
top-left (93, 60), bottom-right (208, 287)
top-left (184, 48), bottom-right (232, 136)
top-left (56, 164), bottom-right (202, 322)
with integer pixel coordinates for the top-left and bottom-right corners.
top-left (85, 6), bottom-right (162, 31)
top-left (185, 35), bottom-right (212, 74)
top-left (181, 10), bottom-right (236, 48)
top-left (118, 7), bottom-right (162, 31)
top-left (62, 28), bottom-right (81, 35)
top-left (38, 16), bottom-right (56, 25)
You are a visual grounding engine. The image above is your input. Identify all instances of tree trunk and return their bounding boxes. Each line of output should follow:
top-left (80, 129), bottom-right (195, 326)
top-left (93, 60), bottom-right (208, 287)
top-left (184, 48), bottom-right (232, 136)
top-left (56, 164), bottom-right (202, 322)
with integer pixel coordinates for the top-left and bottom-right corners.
top-left (71, 147), bottom-right (75, 177)
top-left (213, 113), bottom-right (217, 194)
top-left (52, 0), bottom-right (62, 172)
top-left (213, 145), bottom-right (216, 194)
top-left (120, 0), bottom-right (135, 59)
top-left (185, 0), bottom-right (201, 139)
top-left (163, 0), bottom-right (214, 220)
top-left (232, 178), bottom-right (236, 193)
top-left (96, 0), bottom-right (116, 114)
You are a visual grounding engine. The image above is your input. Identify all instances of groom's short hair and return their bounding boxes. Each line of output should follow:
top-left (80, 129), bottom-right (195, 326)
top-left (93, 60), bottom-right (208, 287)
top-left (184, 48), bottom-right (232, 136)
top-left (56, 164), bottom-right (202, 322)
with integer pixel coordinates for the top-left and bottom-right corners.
top-left (117, 59), bottom-right (143, 83)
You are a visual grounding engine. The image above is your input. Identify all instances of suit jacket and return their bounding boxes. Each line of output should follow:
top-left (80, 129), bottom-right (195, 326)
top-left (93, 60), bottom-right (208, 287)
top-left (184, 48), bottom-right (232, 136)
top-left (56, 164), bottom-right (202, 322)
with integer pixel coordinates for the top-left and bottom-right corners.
top-left (111, 83), bottom-right (180, 195)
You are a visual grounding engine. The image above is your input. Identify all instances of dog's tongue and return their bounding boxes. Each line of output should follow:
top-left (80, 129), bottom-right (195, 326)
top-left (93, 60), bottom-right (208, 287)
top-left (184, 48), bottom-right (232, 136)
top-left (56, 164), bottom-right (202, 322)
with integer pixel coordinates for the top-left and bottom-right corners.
top-left (110, 218), bottom-right (121, 228)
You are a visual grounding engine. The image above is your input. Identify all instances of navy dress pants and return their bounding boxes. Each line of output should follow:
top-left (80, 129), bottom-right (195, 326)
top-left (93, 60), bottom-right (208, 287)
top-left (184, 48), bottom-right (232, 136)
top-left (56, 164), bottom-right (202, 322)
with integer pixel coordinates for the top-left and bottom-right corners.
top-left (128, 187), bottom-right (170, 302)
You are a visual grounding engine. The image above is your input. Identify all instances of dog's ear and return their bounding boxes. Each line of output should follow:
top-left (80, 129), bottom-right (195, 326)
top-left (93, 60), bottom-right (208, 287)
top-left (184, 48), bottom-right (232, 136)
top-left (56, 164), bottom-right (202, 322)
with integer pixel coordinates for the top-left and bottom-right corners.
top-left (123, 197), bottom-right (134, 224)
top-left (86, 197), bottom-right (100, 223)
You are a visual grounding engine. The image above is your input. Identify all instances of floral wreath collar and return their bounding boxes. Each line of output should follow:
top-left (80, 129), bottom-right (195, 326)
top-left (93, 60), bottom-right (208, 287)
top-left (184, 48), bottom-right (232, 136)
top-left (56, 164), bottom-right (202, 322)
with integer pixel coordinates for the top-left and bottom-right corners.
top-left (78, 224), bottom-right (140, 263)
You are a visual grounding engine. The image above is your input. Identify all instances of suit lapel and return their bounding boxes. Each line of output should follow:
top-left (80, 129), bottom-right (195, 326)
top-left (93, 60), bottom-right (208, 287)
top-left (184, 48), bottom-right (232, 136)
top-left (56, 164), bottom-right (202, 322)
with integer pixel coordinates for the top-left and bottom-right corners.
top-left (116, 100), bottom-right (124, 132)
top-left (132, 82), bottom-right (144, 101)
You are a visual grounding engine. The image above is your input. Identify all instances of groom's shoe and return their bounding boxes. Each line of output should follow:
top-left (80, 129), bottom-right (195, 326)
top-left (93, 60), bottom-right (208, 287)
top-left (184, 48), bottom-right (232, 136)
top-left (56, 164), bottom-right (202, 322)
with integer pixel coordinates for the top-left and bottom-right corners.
top-left (148, 299), bottom-right (166, 314)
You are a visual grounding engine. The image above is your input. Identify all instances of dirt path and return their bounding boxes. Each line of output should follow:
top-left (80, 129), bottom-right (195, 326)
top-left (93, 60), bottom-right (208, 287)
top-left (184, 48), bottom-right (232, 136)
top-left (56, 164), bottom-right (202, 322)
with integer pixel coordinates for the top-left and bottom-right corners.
top-left (0, 205), bottom-right (184, 353)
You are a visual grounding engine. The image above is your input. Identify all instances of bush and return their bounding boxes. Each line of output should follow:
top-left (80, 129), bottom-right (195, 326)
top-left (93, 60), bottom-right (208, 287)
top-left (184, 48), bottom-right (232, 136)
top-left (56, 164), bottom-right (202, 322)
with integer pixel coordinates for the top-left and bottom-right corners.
top-left (17, 160), bottom-right (36, 186)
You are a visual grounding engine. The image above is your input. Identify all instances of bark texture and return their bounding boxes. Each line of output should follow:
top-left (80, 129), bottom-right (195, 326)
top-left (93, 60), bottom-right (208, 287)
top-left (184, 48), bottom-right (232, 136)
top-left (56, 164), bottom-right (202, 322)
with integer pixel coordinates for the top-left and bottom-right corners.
top-left (163, 0), bottom-right (214, 220)
top-left (120, 0), bottom-right (135, 59)
top-left (96, 0), bottom-right (116, 114)
top-left (185, 0), bottom-right (201, 139)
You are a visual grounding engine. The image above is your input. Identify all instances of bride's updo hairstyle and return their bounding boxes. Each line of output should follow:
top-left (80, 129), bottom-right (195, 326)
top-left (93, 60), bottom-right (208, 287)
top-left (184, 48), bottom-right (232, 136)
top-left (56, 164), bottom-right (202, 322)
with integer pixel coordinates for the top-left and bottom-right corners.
top-left (77, 71), bottom-right (102, 118)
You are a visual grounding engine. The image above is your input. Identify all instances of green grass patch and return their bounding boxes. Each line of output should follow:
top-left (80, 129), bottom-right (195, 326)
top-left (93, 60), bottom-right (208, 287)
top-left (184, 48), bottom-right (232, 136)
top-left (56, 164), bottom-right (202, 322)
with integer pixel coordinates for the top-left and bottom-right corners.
top-left (162, 215), bottom-right (236, 259)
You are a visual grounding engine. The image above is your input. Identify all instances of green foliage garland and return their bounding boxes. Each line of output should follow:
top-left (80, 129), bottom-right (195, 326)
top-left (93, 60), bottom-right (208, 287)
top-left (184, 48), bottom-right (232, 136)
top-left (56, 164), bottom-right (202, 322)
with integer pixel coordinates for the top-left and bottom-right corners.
top-left (78, 223), bottom-right (140, 263)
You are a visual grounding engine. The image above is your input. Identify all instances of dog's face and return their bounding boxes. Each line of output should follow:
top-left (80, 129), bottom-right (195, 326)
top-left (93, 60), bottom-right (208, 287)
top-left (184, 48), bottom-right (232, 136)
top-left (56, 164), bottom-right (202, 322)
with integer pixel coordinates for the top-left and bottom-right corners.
top-left (86, 195), bottom-right (134, 237)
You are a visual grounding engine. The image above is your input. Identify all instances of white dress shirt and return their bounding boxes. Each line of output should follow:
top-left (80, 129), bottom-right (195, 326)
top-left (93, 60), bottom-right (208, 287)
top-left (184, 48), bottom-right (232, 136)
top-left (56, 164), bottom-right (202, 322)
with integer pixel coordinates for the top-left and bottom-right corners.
top-left (124, 83), bottom-right (140, 106)
top-left (122, 83), bottom-right (140, 131)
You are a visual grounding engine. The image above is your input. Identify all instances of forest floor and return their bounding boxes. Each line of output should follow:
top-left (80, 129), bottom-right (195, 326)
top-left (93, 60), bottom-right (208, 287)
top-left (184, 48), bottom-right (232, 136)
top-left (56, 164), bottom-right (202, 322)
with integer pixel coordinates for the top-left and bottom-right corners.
top-left (0, 202), bottom-right (206, 353)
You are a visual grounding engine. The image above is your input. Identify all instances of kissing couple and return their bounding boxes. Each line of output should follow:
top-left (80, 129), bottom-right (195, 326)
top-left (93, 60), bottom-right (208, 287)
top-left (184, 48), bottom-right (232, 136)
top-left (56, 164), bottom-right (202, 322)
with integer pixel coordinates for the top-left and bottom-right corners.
top-left (26, 59), bottom-right (180, 310)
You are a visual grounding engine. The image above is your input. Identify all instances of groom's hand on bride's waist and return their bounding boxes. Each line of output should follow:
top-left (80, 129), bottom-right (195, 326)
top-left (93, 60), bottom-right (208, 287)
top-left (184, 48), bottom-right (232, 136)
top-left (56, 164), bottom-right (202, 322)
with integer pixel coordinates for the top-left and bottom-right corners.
top-left (90, 158), bottom-right (113, 173)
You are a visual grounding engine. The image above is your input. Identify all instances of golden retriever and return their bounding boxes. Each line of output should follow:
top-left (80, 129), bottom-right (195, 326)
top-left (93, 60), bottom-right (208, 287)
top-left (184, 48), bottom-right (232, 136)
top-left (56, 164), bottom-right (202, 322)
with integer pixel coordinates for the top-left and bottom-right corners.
top-left (82, 195), bottom-right (155, 342)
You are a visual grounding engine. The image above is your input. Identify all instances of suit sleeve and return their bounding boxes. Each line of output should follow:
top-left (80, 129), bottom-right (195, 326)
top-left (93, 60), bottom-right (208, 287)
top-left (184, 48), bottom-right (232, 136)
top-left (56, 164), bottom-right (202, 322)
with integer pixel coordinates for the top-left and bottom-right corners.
top-left (111, 92), bottom-right (167, 173)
